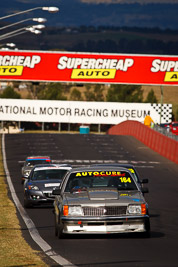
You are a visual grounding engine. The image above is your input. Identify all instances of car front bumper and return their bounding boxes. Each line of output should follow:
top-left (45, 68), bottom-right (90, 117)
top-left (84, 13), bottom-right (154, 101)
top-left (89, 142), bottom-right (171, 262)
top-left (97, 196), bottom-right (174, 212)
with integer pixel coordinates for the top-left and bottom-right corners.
top-left (61, 216), bottom-right (149, 234)
top-left (24, 190), bottom-right (55, 205)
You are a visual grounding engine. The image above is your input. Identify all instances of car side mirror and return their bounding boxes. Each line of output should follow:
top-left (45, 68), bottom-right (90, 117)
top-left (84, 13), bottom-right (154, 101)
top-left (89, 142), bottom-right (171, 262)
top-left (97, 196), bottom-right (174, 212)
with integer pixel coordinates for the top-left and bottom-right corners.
top-left (52, 188), bottom-right (61, 195)
top-left (141, 178), bottom-right (149, 184)
top-left (141, 187), bottom-right (149, 194)
top-left (23, 174), bottom-right (30, 179)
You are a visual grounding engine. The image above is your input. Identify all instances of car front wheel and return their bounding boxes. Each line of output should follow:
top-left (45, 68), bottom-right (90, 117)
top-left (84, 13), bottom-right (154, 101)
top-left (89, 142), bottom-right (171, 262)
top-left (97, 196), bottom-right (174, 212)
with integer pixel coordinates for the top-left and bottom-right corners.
top-left (57, 219), bottom-right (64, 239)
top-left (24, 199), bottom-right (32, 208)
top-left (54, 214), bottom-right (58, 236)
top-left (143, 218), bottom-right (150, 238)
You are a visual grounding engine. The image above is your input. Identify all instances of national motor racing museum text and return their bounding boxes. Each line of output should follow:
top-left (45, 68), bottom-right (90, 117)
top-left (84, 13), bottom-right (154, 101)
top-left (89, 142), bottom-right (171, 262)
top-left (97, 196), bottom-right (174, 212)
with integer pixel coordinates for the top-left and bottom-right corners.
top-left (0, 105), bottom-right (150, 119)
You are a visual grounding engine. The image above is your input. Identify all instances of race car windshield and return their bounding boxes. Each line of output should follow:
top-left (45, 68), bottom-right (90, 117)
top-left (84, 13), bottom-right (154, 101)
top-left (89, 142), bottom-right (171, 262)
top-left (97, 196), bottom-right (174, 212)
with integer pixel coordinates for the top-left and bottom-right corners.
top-left (65, 170), bottom-right (138, 192)
top-left (26, 160), bottom-right (50, 167)
top-left (31, 169), bottom-right (67, 181)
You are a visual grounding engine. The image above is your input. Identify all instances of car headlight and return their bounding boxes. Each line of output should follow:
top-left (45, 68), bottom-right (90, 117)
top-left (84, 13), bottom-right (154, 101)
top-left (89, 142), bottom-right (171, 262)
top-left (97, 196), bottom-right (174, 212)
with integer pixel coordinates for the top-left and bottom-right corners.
top-left (127, 204), bottom-right (146, 215)
top-left (63, 205), bottom-right (83, 216)
top-left (24, 171), bottom-right (30, 175)
top-left (28, 185), bottom-right (39, 190)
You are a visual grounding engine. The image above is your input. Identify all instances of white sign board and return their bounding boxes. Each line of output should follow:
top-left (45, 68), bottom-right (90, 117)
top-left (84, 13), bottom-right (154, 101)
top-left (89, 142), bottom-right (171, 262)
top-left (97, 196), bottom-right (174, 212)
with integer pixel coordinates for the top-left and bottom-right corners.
top-left (0, 99), bottom-right (172, 124)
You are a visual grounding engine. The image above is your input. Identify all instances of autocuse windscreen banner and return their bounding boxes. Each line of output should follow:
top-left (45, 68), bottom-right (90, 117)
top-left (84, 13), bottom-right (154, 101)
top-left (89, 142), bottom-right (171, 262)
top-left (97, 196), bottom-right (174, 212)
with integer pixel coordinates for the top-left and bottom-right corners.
top-left (0, 99), bottom-right (172, 124)
top-left (0, 50), bottom-right (178, 85)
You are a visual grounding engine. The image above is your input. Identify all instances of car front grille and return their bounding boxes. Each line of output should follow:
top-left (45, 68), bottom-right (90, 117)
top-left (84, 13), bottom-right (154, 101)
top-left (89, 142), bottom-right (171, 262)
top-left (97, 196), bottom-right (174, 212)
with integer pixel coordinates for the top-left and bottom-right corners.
top-left (83, 206), bottom-right (127, 216)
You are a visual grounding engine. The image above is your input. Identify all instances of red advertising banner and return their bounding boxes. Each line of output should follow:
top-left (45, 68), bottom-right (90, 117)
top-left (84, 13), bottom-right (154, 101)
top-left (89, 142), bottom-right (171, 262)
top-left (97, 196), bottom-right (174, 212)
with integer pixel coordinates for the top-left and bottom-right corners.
top-left (0, 50), bottom-right (178, 85)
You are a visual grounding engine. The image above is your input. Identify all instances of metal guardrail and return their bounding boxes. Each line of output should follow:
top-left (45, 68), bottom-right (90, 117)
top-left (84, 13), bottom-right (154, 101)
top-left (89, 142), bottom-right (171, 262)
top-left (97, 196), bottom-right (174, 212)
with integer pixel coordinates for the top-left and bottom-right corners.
top-left (153, 125), bottom-right (178, 142)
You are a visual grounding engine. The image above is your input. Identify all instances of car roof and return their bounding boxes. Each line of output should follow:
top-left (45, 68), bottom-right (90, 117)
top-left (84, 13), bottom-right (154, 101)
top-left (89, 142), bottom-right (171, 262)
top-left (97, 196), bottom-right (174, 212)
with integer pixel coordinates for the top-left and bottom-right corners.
top-left (26, 156), bottom-right (51, 160)
top-left (91, 163), bottom-right (136, 169)
top-left (68, 165), bottom-right (131, 173)
top-left (32, 163), bottom-right (72, 169)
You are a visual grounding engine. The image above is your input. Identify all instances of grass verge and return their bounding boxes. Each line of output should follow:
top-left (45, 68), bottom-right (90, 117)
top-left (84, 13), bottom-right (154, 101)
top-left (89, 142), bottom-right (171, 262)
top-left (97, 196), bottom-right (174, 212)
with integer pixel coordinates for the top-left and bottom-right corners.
top-left (0, 134), bottom-right (48, 267)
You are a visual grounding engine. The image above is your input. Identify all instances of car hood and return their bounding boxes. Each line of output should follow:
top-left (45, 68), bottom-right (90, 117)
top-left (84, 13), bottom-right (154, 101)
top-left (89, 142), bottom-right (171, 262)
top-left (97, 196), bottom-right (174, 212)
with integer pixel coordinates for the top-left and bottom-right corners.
top-left (64, 188), bottom-right (144, 205)
top-left (28, 179), bottom-right (62, 191)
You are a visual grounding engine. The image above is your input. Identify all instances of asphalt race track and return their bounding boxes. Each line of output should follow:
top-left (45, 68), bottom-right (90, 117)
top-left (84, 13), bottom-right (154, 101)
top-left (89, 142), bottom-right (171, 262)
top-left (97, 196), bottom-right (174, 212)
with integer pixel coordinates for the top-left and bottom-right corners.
top-left (4, 133), bottom-right (178, 267)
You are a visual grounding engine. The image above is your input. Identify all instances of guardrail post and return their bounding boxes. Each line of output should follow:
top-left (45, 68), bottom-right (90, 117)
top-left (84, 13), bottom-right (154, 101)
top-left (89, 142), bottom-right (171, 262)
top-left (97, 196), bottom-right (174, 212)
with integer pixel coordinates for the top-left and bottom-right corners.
top-left (58, 123), bottom-right (61, 132)
top-left (98, 124), bottom-right (101, 133)
top-left (160, 85), bottom-right (164, 124)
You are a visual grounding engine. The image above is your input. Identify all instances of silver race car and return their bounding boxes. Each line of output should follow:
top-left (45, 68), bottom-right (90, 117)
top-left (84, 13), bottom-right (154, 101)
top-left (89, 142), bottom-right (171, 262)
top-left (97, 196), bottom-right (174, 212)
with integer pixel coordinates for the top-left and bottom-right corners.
top-left (53, 166), bottom-right (150, 238)
top-left (24, 164), bottom-right (72, 208)
top-left (21, 156), bottom-right (51, 183)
